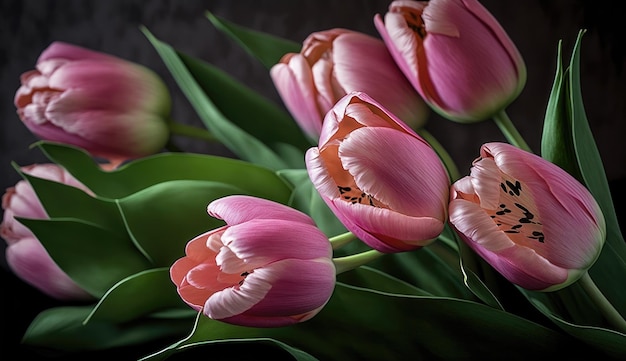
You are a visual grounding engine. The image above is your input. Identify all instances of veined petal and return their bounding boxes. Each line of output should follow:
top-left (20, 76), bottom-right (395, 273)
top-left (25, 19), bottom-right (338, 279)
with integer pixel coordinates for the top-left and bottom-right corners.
top-left (208, 195), bottom-right (316, 226)
top-left (219, 219), bottom-right (331, 270)
top-left (339, 127), bottom-right (449, 216)
top-left (330, 199), bottom-right (443, 252)
top-left (449, 198), bottom-right (514, 251)
top-left (270, 55), bottom-right (323, 138)
top-left (305, 147), bottom-right (341, 199)
top-left (205, 269), bottom-right (273, 320)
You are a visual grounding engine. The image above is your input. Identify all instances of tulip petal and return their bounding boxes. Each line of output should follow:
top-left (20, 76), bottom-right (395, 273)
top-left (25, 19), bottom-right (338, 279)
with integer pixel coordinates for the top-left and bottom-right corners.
top-left (208, 195), bottom-right (316, 226)
top-left (270, 56), bottom-right (323, 138)
top-left (6, 236), bottom-right (92, 300)
top-left (339, 127), bottom-right (448, 217)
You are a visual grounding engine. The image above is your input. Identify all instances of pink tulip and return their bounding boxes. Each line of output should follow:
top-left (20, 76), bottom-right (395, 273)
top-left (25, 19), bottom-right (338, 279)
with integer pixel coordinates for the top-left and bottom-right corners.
top-left (1, 164), bottom-right (93, 300)
top-left (374, 0), bottom-right (526, 122)
top-left (449, 143), bottom-right (606, 291)
top-left (305, 91), bottom-right (450, 253)
top-left (170, 195), bottom-right (335, 327)
top-left (14, 42), bottom-right (171, 166)
top-left (270, 28), bottom-right (429, 140)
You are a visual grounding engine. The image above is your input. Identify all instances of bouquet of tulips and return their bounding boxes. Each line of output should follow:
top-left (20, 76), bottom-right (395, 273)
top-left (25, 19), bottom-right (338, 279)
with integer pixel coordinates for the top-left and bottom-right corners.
top-left (2, 1), bottom-right (625, 360)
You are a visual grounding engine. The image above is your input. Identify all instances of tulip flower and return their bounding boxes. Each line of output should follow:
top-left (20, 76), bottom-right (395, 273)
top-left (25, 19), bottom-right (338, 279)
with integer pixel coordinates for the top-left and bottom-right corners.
top-left (170, 195), bottom-right (335, 327)
top-left (14, 41), bottom-right (171, 166)
top-left (270, 28), bottom-right (429, 140)
top-left (1, 164), bottom-right (93, 300)
top-left (374, 0), bottom-right (526, 123)
top-left (305, 91), bottom-right (450, 253)
top-left (449, 142), bottom-right (606, 291)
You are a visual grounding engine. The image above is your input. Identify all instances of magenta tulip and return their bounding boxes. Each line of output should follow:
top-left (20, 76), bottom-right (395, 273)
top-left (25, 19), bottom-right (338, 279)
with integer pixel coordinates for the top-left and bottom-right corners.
top-left (270, 28), bottom-right (429, 140)
top-left (449, 143), bottom-right (606, 291)
top-left (374, 0), bottom-right (526, 123)
top-left (170, 195), bottom-right (335, 327)
top-left (14, 42), bottom-right (171, 166)
top-left (305, 91), bottom-right (450, 253)
top-left (1, 164), bottom-right (93, 300)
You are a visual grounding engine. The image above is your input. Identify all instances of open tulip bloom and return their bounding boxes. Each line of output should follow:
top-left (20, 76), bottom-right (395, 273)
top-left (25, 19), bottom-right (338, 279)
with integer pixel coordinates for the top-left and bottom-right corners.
top-left (4, 2), bottom-right (626, 360)
top-left (449, 143), bottom-right (606, 291)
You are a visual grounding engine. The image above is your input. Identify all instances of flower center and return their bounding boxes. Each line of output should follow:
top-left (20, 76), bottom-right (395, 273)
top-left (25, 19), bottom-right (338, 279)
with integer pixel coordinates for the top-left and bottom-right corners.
top-left (400, 7), bottom-right (426, 38)
top-left (488, 175), bottom-right (545, 246)
top-left (337, 184), bottom-right (385, 207)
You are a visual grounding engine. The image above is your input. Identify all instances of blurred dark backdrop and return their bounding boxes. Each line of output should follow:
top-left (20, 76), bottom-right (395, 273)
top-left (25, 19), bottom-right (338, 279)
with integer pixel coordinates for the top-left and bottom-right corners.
top-left (1, 0), bottom-right (625, 359)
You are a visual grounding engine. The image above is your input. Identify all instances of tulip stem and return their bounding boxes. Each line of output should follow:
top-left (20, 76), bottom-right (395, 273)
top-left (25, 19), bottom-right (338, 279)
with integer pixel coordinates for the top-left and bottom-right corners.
top-left (329, 231), bottom-right (358, 250)
top-left (579, 271), bottom-right (626, 334)
top-left (168, 121), bottom-right (219, 143)
top-left (333, 249), bottom-right (385, 275)
top-left (492, 110), bottom-right (532, 153)
top-left (417, 128), bottom-right (461, 181)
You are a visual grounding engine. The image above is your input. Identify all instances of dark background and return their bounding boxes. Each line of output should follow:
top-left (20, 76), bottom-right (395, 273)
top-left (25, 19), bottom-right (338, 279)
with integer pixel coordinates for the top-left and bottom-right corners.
top-left (1, 0), bottom-right (625, 359)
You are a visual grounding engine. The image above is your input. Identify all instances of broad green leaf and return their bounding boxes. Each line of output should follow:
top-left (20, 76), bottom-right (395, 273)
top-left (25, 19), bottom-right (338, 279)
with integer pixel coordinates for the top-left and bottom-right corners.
top-left (117, 180), bottom-right (243, 266)
top-left (143, 277), bottom-right (603, 361)
top-left (36, 142), bottom-right (293, 201)
top-left (16, 166), bottom-right (125, 235)
top-left (205, 11), bottom-right (301, 69)
top-left (18, 218), bottom-right (151, 297)
top-left (85, 268), bottom-right (188, 324)
top-left (142, 27), bottom-right (293, 170)
top-left (160, 338), bottom-right (319, 361)
top-left (22, 306), bottom-right (191, 352)
top-left (523, 289), bottom-right (626, 359)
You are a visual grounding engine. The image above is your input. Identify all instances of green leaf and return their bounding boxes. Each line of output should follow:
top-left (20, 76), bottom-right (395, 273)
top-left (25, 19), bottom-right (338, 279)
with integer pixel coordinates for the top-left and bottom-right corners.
top-left (15, 165), bottom-right (126, 235)
top-left (141, 27), bottom-right (297, 170)
top-left (18, 218), bottom-right (151, 297)
top-left (143, 277), bottom-right (604, 361)
top-left (22, 306), bottom-right (191, 352)
top-left (540, 40), bottom-right (581, 177)
top-left (117, 180), bottom-right (244, 266)
top-left (84, 268), bottom-right (189, 324)
top-left (37, 142), bottom-right (293, 201)
top-left (177, 51), bottom-right (310, 168)
top-left (205, 11), bottom-right (301, 69)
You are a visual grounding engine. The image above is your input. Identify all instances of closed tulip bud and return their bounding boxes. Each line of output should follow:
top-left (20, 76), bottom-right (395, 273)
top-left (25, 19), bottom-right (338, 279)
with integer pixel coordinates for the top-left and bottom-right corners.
top-left (170, 195), bottom-right (335, 327)
top-left (1, 164), bottom-right (93, 300)
top-left (305, 91), bottom-right (450, 253)
top-left (14, 42), bottom-right (171, 166)
top-left (449, 143), bottom-right (606, 291)
top-left (270, 28), bottom-right (429, 140)
top-left (375, 0), bottom-right (526, 123)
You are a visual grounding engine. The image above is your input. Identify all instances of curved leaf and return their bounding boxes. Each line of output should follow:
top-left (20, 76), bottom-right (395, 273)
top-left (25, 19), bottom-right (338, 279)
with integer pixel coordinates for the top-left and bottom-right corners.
top-left (85, 268), bottom-right (189, 325)
top-left (117, 180), bottom-right (244, 266)
top-left (17, 218), bottom-right (151, 297)
top-left (36, 142), bottom-right (293, 201)
top-left (205, 11), bottom-right (301, 69)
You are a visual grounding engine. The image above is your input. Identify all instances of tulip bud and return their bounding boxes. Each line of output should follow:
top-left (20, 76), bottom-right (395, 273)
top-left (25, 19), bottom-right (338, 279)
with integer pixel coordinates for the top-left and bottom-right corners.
top-left (1, 164), bottom-right (93, 300)
top-left (270, 28), bottom-right (429, 140)
top-left (374, 0), bottom-right (526, 123)
top-left (305, 91), bottom-right (450, 253)
top-left (449, 143), bottom-right (606, 291)
top-left (14, 42), bottom-right (171, 166)
top-left (170, 195), bottom-right (335, 327)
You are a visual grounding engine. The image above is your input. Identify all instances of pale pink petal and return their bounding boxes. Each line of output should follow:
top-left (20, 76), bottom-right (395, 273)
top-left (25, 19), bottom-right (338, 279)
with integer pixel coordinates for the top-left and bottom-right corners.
top-left (208, 195), bottom-right (316, 226)
top-left (339, 127), bottom-right (449, 217)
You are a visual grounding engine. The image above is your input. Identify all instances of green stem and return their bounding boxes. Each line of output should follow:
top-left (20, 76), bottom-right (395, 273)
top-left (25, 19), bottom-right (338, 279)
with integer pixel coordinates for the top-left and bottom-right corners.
top-left (168, 121), bottom-right (218, 143)
top-left (329, 231), bottom-right (358, 250)
top-left (417, 128), bottom-right (461, 181)
top-left (579, 271), bottom-right (626, 334)
top-left (492, 110), bottom-right (532, 152)
top-left (333, 249), bottom-right (384, 275)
